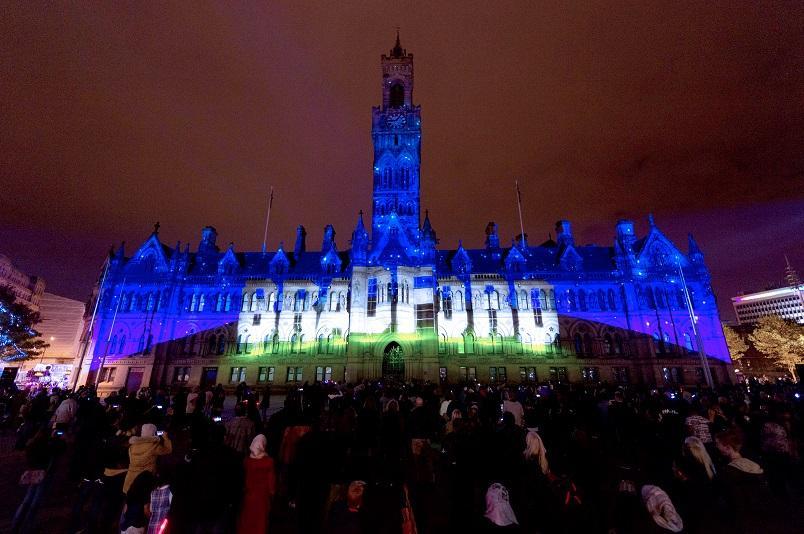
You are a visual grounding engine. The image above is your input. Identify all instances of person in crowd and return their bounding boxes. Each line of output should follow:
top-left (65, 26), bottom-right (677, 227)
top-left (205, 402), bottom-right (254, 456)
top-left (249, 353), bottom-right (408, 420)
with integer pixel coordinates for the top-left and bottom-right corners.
top-left (225, 403), bottom-right (256, 455)
top-left (684, 403), bottom-right (713, 446)
top-left (237, 434), bottom-right (276, 534)
top-left (120, 471), bottom-right (156, 534)
top-left (123, 424), bottom-right (172, 494)
top-left (146, 466), bottom-right (173, 534)
top-left (326, 480), bottom-right (368, 534)
top-left (502, 390), bottom-right (525, 427)
top-left (52, 393), bottom-right (78, 431)
top-left (482, 483), bottom-right (520, 531)
top-left (12, 428), bottom-right (66, 533)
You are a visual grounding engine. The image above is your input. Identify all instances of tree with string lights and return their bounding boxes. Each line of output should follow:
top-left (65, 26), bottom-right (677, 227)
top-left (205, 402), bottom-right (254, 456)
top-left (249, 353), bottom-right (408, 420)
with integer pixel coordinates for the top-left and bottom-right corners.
top-left (0, 286), bottom-right (48, 362)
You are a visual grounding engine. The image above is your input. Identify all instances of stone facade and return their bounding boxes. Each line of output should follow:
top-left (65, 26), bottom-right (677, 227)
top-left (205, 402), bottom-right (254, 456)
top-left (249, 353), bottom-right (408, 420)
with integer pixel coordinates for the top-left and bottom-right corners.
top-left (73, 37), bottom-right (733, 394)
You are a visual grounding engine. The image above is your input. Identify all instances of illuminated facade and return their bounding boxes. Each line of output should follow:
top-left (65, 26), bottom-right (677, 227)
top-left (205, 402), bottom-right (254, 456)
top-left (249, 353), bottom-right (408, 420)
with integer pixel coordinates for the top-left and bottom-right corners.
top-left (74, 36), bottom-right (733, 392)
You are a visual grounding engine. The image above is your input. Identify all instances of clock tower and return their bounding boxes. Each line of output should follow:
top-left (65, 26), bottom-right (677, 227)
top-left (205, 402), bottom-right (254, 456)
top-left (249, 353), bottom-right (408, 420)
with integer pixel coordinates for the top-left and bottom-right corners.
top-left (371, 32), bottom-right (422, 244)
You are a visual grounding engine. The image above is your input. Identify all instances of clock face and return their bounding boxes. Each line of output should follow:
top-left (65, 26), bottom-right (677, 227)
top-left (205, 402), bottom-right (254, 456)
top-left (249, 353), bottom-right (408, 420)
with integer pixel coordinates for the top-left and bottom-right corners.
top-left (386, 113), bottom-right (406, 128)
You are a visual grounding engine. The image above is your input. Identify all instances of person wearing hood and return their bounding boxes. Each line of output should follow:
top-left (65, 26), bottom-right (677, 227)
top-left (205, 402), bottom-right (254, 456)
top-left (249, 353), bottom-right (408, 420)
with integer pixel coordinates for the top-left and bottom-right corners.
top-left (481, 483), bottom-right (520, 531)
top-left (237, 434), bottom-right (276, 534)
top-left (123, 424), bottom-right (172, 494)
top-left (714, 427), bottom-right (775, 533)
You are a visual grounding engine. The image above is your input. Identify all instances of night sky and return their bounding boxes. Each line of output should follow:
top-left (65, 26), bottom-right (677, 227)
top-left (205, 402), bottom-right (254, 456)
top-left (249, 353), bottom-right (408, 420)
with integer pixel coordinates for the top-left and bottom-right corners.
top-left (2, 3), bottom-right (803, 320)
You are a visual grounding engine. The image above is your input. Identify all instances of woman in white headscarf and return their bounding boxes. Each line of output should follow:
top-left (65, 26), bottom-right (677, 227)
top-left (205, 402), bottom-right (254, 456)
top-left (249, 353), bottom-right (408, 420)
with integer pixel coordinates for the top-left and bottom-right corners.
top-left (641, 485), bottom-right (684, 533)
top-left (237, 434), bottom-right (275, 534)
top-left (483, 483), bottom-right (519, 529)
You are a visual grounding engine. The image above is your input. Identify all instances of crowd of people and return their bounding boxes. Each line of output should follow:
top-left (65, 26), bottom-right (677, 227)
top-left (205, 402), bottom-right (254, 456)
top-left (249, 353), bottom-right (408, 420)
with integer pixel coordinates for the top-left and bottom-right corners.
top-left (1, 376), bottom-right (802, 533)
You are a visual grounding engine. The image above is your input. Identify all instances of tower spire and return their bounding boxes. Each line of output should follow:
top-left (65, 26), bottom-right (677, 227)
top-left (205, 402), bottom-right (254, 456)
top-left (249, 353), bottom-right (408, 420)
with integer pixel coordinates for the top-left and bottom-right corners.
top-left (391, 27), bottom-right (404, 57)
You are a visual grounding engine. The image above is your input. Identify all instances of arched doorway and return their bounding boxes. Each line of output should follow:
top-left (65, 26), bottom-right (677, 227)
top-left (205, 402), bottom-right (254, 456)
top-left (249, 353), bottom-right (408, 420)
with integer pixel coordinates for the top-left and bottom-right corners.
top-left (382, 342), bottom-right (405, 381)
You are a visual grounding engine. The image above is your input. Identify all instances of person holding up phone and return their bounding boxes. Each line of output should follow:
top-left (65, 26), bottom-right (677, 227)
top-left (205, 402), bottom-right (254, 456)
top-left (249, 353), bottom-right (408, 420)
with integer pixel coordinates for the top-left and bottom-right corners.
top-left (123, 424), bottom-right (172, 494)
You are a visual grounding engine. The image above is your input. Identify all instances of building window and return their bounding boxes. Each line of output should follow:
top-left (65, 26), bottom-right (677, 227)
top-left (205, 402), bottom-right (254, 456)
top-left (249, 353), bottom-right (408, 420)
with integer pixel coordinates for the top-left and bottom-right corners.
top-left (293, 313), bottom-right (302, 332)
top-left (173, 367), bottom-right (190, 383)
top-left (603, 334), bottom-right (613, 355)
top-left (489, 367), bottom-right (506, 383)
top-left (662, 366), bottom-right (682, 384)
top-left (582, 367), bottom-right (600, 383)
top-left (230, 367), bottom-right (246, 384)
top-left (454, 290), bottom-right (464, 311)
top-left (461, 332), bottom-right (475, 354)
top-left (416, 303), bottom-right (435, 332)
top-left (439, 367), bottom-right (447, 383)
top-left (286, 366), bottom-right (303, 383)
top-left (489, 367), bottom-right (497, 383)
top-left (519, 367), bottom-right (537, 382)
top-left (459, 366), bottom-right (476, 382)
top-left (315, 366), bottom-right (333, 382)
top-left (253, 313), bottom-right (261, 326)
top-left (613, 367), bottom-right (630, 384)
top-left (488, 310), bottom-right (498, 335)
top-left (438, 333), bottom-right (448, 354)
top-left (442, 287), bottom-right (453, 319)
top-left (99, 366), bottom-right (117, 383)
top-left (549, 366), bottom-right (568, 383)
top-left (257, 367), bottom-right (272, 383)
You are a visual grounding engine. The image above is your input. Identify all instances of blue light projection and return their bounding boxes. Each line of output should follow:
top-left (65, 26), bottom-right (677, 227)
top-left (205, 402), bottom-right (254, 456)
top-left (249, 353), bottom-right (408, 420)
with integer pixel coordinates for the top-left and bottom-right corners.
top-left (77, 34), bottom-right (731, 389)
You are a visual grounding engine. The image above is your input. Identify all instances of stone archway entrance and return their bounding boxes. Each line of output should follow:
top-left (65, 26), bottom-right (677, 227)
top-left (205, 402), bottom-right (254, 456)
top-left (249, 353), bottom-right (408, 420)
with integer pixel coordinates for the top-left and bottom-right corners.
top-left (382, 342), bottom-right (405, 381)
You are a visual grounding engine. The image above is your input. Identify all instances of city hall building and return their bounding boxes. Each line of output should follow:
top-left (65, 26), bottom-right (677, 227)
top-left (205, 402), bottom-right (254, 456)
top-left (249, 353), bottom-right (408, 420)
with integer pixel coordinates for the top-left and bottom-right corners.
top-left (74, 37), bottom-right (733, 393)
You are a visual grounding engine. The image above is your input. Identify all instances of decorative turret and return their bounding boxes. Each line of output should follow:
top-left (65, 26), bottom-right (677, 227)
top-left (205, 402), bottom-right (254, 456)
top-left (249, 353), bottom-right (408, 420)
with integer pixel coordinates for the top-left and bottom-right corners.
top-left (688, 233), bottom-right (704, 264)
top-left (322, 225), bottom-right (335, 252)
top-left (198, 226), bottom-right (218, 254)
top-left (485, 222), bottom-right (500, 249)
top-left (294, 225), bottom-right (307, 258)
top-left (350, 211), bottom-right (369, 265)
top-left (420, 210), bottom-right (437, 262)
top-left (555, 220), bottom-right (573, 248)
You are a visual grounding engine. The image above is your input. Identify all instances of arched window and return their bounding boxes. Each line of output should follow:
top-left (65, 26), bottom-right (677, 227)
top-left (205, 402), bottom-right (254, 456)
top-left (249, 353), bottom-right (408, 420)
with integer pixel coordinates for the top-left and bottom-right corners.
top-left (271, 333), bottom-right (280, 354)
top-left (250, 294), bottom-right (259, 312)
top-left (244, 335), bottom-right (251, 353)
top-left (574, 333), bottom-right (584, 355)
top-left (607, 289), bottom-right (617, 311)
top-left (241, 293), bottom-right (251, 312)
top-left (603, 334), bottom-right (613, 355)
top-left (268, 292), bottom-right (276, 312)
top-left (515, 333), bottom-right (524, 353)
top-left (208, 335), bottom-right (217, 354)
top-left (215, 334), bottom-right (225, 355)
top-left (454, 291), bottom-right (464, 311)
top-left (463, 332), bottom-right (475, 354)
top-left (188, 333), bottom-right (197, 355)
top-left (120, 293), bottom-right (129, 311)
top-left (214, 294), bottom-right (222, 312)
top-left (146, 293), bottom-right (155, 311)
top-left (656, 289), bottom-right (665, 309)
top-left (578, 290), bottom-right (588, 311)
top-left (598, 290), bottom-right (606, 311)
top-left (326, 334), bottom-right (334, 354)
top-left (264, 334), bottom-right (272, 352)
top-left (198, 294), bottom-right (206, 312)
top-left (118, 335), bottom-right (126, 354)
top-left (653, 332), bottom-right (664, 354)
top-left (109, 335), bottom-right (118, 355)
top-left (684, 333), bottom-right (695, 352)
top-left (519, 290), bottom-right (529, 310)
top-left (584, 333), bottom-right (595, 355)
top-left (645, 287), bottom-right (656, 310)
top-left (317, 334), bottom-right (325, 354)
top-left (131, 293), bottom-right (141, 311)
top-left (567, 290), bottom-right (577, 311)
top-left (549, 289), bottom-right (556, 310)
top-left (290, 334), bottom-right (298, 354)
top-left (389, 83), bottom-right (404, 108)
top-left (224, 294), bottom-right (231, 312)
top-left (614, 334), bottom-right (624, 355)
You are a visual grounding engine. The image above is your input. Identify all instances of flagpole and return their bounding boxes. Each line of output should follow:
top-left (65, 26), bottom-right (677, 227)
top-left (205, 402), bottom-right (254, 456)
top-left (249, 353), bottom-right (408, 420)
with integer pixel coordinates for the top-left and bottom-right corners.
top-left (515, 180), bottom-right (526, 249)
top-left (677, 261), bottom-right (713, 388)
top-left (262, 187), bottom-right (274, 253)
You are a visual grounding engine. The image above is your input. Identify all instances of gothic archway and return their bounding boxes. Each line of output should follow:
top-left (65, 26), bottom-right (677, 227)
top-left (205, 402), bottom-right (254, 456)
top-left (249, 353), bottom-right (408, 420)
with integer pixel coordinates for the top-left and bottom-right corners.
top-left (382, 342), bottom-right (405, 381)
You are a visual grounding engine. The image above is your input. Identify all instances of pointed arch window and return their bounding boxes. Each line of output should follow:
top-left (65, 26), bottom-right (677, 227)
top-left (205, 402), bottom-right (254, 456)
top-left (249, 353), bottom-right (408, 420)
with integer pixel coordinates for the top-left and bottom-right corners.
top-left (241, 293), bottom-right (251, 312)
top-left (574, 333), bottom-right (584, 355)
top-left (217, 334), bottom-right (226, 355)
top-left (684, 333), bottom-right (695, 352)
top-left (267, 292), bottom-right (277, 313)
top-left (598, 290), bottom-right (606, 311)
top-left (109, 335), bottom-right (118, 355)
top-left (118, 335), bottom-right (126, 355)
top-left (198, 294), bottom-right (206, 312)
top-left (614, 334), bottom-right (624, 355)
top-left (603, 334), bottom-right (614, 355)
top-left (463, 332), bottom-right (475, 354)
top-left (607, 289), bottom-right (617, 311)
top-left (146, 293), bottom-right (155, 311)
top-left (567, 290), bottom-right (577, 312)
top-left (250, 294), bottom-right (259, 312)
top-left (578, 290), bottom-right (588, 311)
top-left (519, 290), bottom-right (529, 310)
top-left (454, 290), bottom-right (464, 311)
top-left (271, 333), bottom-right (280, 354)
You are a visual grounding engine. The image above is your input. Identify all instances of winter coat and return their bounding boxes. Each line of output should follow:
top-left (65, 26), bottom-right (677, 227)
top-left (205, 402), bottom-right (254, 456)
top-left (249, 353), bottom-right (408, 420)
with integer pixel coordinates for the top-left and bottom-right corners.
top-left (123, 435), bottom-right (172, 493)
